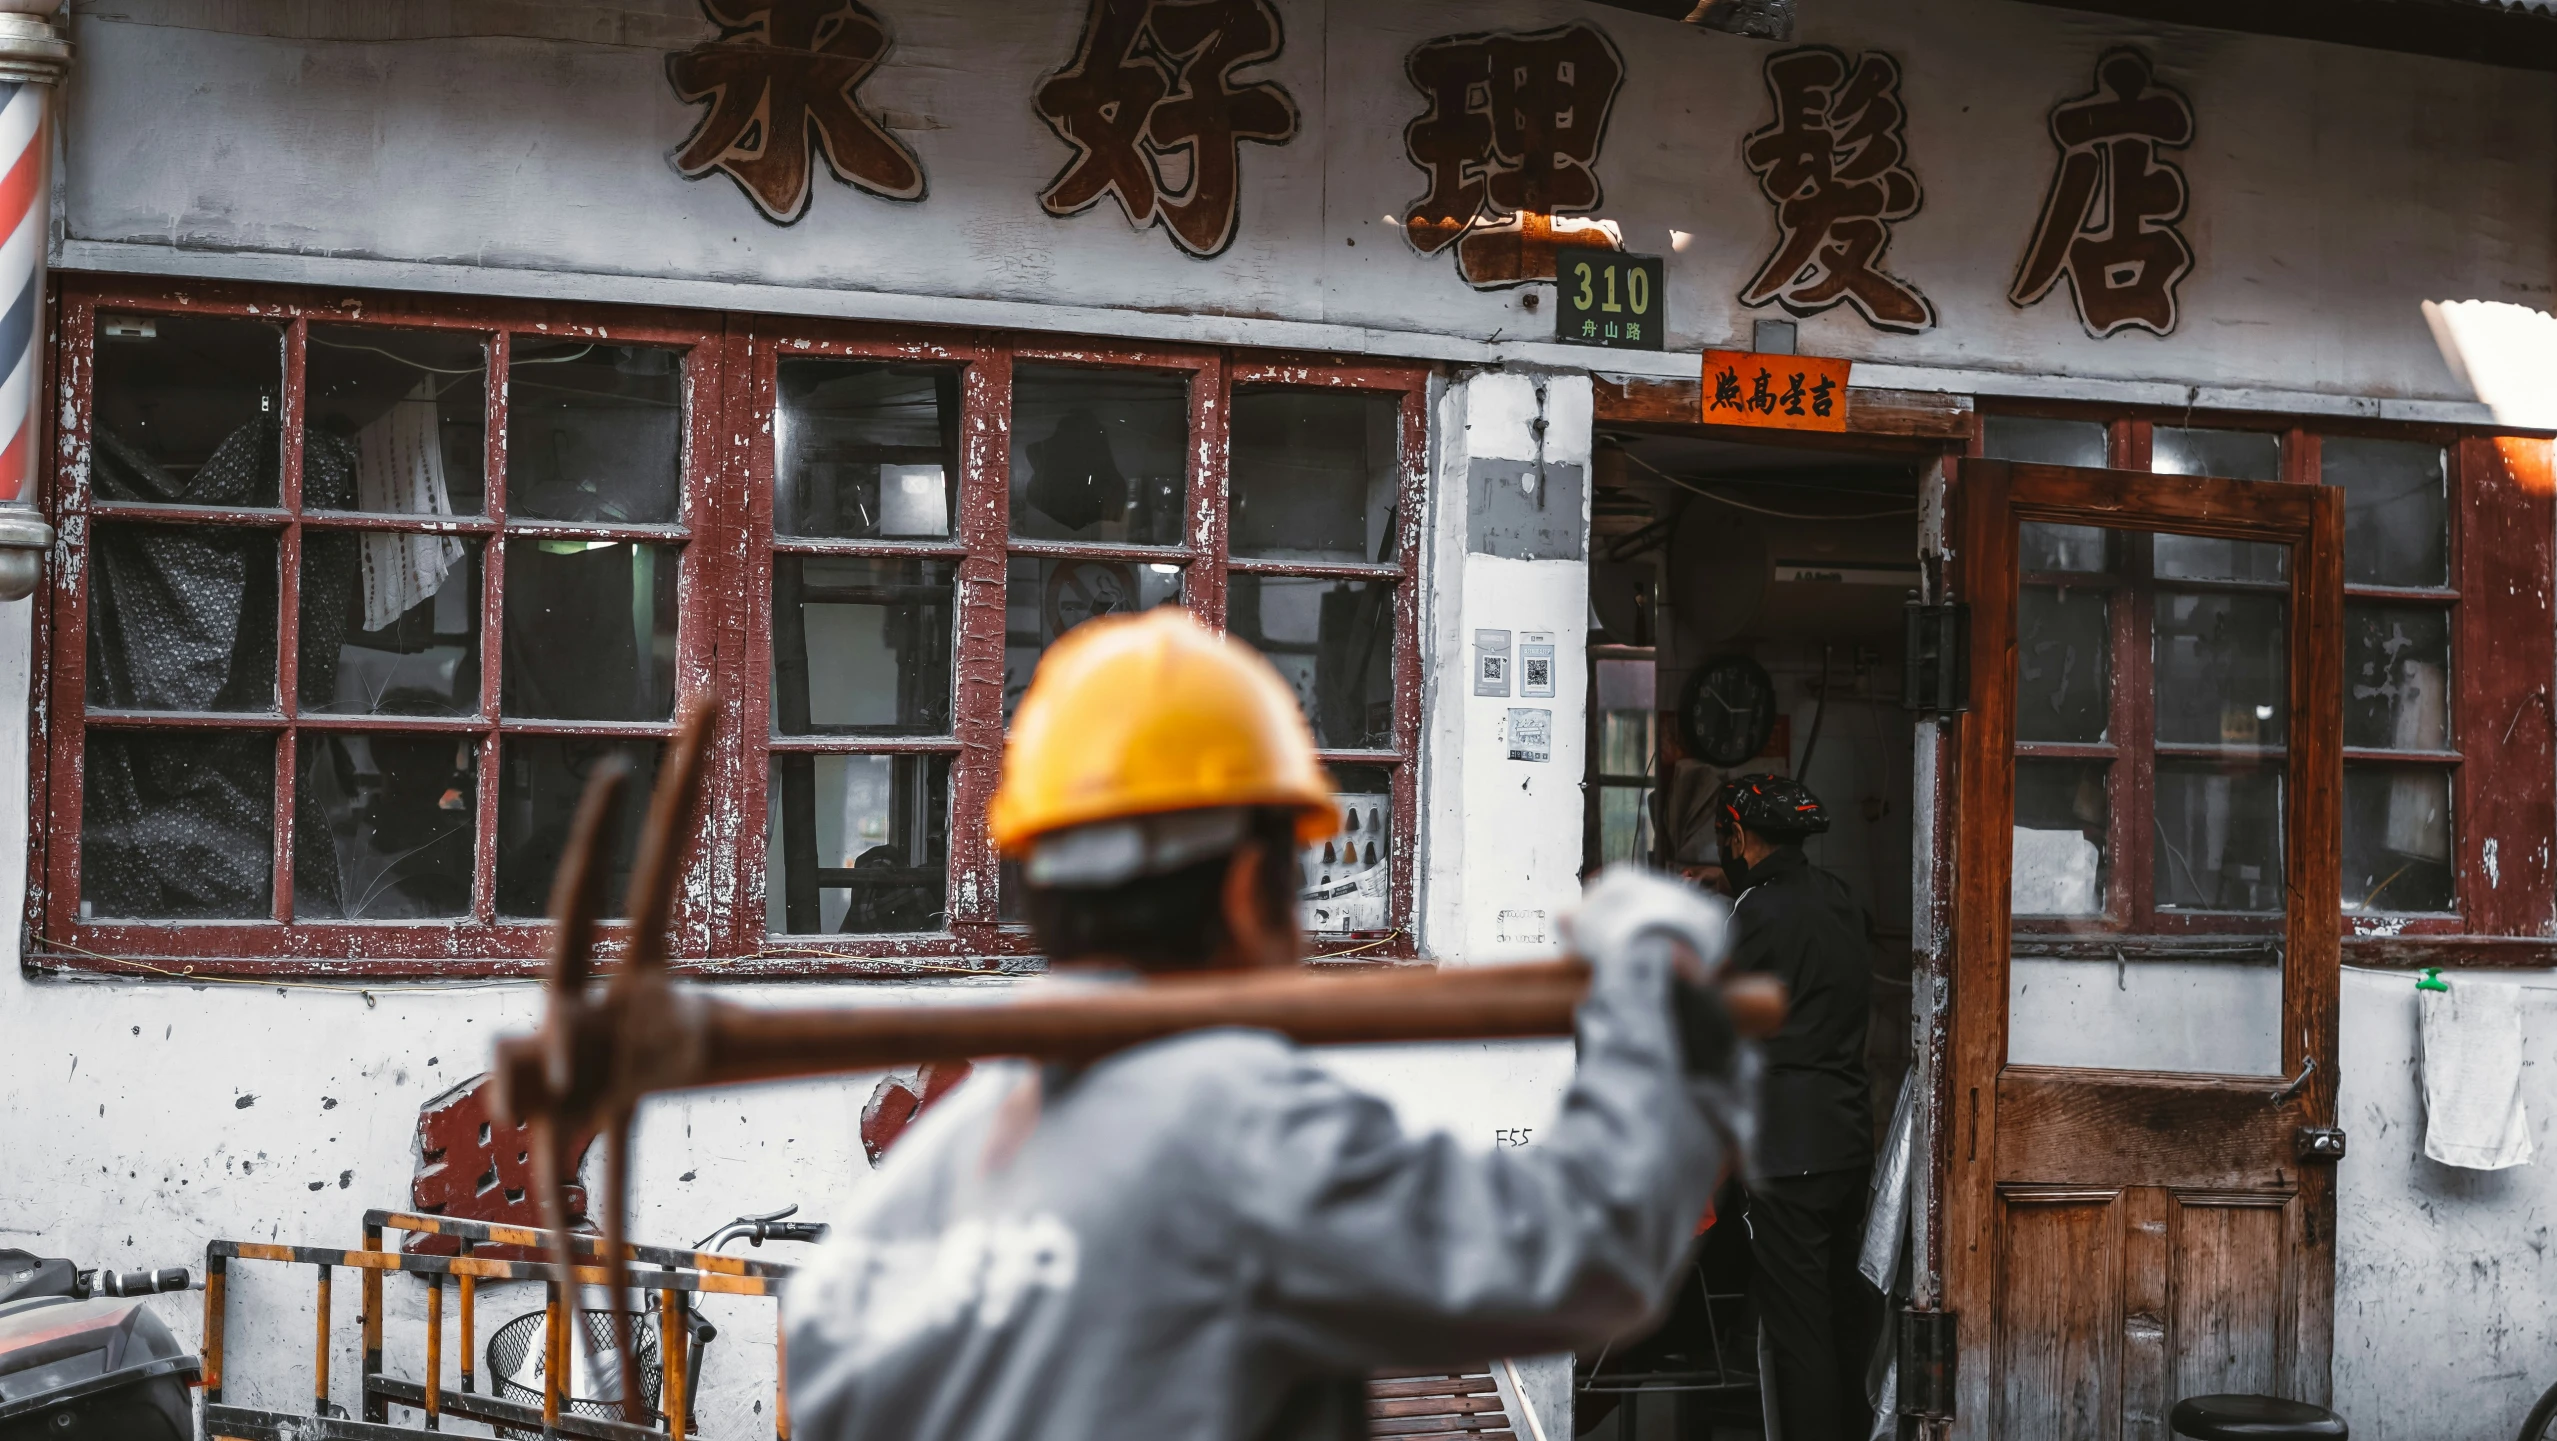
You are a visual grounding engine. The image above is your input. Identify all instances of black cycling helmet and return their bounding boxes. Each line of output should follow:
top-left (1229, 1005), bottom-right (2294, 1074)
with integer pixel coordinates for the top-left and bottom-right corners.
top-left (1713, 774), bottom-right (1831, 840)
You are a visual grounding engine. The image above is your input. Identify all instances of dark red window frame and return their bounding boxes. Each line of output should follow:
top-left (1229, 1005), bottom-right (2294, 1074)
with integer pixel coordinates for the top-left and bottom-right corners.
top-left (1976, 404), bottom-right (2557, 962)
top-left (28, 279), bottom-right (1429, 979)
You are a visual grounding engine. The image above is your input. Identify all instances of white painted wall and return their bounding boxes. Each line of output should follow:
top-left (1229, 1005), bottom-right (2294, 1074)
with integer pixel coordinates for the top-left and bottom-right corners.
top-left (55, 0), bottom-right (2557, 406)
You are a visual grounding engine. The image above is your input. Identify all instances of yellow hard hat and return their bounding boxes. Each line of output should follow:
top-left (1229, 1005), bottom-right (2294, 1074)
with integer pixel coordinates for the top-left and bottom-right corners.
top-left (989, 608), bottom-right (1339, 856)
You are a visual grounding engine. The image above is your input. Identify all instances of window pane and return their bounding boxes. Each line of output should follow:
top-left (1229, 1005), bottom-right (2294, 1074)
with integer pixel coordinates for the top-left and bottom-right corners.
top-left (2013, 758), bottom-right (2107, 916)
top-left (301, 534), bottom-right (480, 716)
top-left (507, 341), bottom-right (683, 523)
top-left (1003, 555), bottom-right (1183, 721)
top-left (1982, 415), bottom-right (2107, 467)
top-left (85, 522), bottom-right (278, 713)
top-left (295, 731), bottom-right (475, 920)
top-left (2153, 591), bottom-right (2286, 747)
top-left (501, 539), bottom-right (679, 721)
top-left (2019, 523), bottom-right (2109, 574)
top-left (2153, 535), bottom-right (2286, 583)
top-left (1010, 365), bottom-right (1187, 545)
top-left (1228, 574), bottom-right (1395, 750)
top-left (2154, 762), bottom-right (2285, 913)
top-left (2153, 426), bottom-right (2280, 482)
top-left (306, 326), bottom-right (488, 516)
top-left (496, 737), bottom-right (661, 918)
top-left (1598, 707), bottom-right (1653, 777)
top-left (775, 360), bottom-right (957, 540)
top-left (2016, 585), bottom-right (2109, 743)
top-left (767, 754), bottom-right (950, 935)
top-left (1596, 786), bottom-right (1654, 869)
top-left (2343, 764), bottom-right (2453, 913)
top-left (2343, 604), bottom-right (2450, 751)
top-left (773, 556), bottom-right (955, 736)
top-left (81, 729), bottom-right (273, 919)
top-left (1230, 389), bottom-right (1400, 564)
top-left (93, 313), bottom-right (283, 508)
top-left (1302, 763), bottom-right (1391, 934)
top-left (2323, 436), bottom-right (2447, 588)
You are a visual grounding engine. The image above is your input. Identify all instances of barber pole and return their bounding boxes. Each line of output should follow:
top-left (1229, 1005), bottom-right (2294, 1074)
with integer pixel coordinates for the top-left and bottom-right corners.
top-left (0, 4), bottom-right (64, 600)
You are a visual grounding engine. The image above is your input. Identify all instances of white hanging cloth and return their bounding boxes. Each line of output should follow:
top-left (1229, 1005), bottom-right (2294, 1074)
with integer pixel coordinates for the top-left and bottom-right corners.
top-left (2419, 980), bottom-right (2534, 1171)
top-left (353, 379), bottom-right (465, 633)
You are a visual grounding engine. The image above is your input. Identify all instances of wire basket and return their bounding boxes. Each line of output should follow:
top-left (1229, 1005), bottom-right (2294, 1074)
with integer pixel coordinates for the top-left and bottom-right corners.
top-left (485, 1307), bottom-right (663, 1425)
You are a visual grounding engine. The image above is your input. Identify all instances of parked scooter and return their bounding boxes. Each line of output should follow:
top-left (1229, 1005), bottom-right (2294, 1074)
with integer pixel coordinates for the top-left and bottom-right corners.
top-left (0, 1249), bottom-right (198, 1440)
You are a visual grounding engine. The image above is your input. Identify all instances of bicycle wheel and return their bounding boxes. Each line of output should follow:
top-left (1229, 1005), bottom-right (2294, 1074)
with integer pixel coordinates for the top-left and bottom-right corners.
top-left (2518, 1379), bottom-right (2557, 1441)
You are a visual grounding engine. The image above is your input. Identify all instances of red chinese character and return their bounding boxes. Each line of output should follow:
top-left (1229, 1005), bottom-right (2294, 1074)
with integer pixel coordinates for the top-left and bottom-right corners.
top-left (668, 0), bottom-right (924, 223)
top-left (1036, 0), bottom-right (1298, 259)
top-left (1739, 47), bottom-right (1932, 334)
top-left (1401, 24), bottom-right (1626, 287)
top-left (2010, 48), bottom-right (2195, 338)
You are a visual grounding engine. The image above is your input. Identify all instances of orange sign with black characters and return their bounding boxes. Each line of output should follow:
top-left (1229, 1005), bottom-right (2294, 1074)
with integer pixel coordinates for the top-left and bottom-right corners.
top-left (1700, 350), bottom-right (1851, 432)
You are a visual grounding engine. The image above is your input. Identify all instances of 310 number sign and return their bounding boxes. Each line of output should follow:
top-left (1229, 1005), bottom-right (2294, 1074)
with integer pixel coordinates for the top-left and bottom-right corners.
top-left (1554, 248), bottom-right (1664, 351)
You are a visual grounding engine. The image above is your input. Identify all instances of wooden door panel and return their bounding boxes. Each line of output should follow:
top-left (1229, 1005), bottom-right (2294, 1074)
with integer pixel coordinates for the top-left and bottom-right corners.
top-left (1995, 1190), bottom-right (2122, 1441)
top-left (2169, 1194), bottom-right (2293, 1403)
top-left (1995, 1069), bottom-right (2297, 1189)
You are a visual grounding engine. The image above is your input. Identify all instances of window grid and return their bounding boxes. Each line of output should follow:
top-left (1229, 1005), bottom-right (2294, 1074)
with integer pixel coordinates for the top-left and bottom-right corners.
top-left (33, 285), bottom-right (1428, 977)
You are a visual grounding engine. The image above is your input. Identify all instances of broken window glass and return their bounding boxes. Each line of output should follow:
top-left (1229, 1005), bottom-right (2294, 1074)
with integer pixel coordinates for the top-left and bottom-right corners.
top-left (2154, 762), bottom-right (2285, 914)
top-left (93, 313), bottom-right (284, 509)
top-left (1227, 574), bottom-right (1395, 750)
top-left (1002, 555), bottom-right (1183, 722)
top-left (500, 539), bottom-right (678, 721)
top-left (766, 754), bottom-right (950, 935)
top-left (80, 730), bottom-right (274, 920)
top-left (302, 534), bottom-right (480, 716)
top-left (1230, 389), bottom-right (1400, 564)
top-left (495, 736), bottom-right (661, 918)
top-left (507, 341), bottom-right (683, 523)
top-left (776, 360), bottom-right (958, 540)
top-left (771, 556), bottom-right (954, 735)
top-left (2342, 765), bottom-right (2452, 913)
top-left (306, 325), bottom-right (488, 516)
top-left (1010, 366), bottom-right (1187, 545)
top-left (295, 731), bottom-right (476, 920)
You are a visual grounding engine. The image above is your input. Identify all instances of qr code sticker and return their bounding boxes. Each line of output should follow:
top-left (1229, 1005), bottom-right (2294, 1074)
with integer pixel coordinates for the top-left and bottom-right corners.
top-left (1524, 657), bottom-right (1551, 689)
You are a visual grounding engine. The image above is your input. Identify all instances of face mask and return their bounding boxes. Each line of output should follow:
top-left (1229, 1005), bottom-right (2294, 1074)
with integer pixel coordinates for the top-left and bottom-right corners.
top-left (1717, 829), bottom-right (1752, 890)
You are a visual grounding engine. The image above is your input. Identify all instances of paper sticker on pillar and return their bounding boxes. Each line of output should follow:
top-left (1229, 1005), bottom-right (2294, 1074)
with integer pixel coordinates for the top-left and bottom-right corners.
top-left (1519, 632), bottom-right (1556, 698)
top-left (1496, 909), bottom-right (1548, 945)
top-left (1700, 349), bottom-right (1851, 433)
top-left (1467, 458), bottom-right (1584, 560)
top-left (1507, 707), bottom-right (1553, 762)
top-left (1474, 629), bottom-right (1514, 697)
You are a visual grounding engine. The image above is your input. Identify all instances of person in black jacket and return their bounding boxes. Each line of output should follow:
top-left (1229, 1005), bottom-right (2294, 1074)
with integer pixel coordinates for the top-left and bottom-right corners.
top-left (1711, 775), bottom-right (1876, 1441)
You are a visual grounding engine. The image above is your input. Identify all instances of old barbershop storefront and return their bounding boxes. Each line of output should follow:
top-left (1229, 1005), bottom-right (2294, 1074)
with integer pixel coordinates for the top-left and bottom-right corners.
top-left (9, 0), bottom-right (2557, 1436)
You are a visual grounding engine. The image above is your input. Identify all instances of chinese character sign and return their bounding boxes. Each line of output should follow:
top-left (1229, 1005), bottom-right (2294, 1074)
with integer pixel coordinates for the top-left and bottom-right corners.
top-left (1402, 24), bottom-right (1626, 288)
top-left (2010, 48), bottom-right (2195, 338)
top-left (1699, 349), bottom-right (1850, 433)
top-left (1034, 0), bottom-right (1298, 259)
top-left (668, 0), bottom-right (924, 223)
top-left (1739, 47), bottom-right (1931, 334)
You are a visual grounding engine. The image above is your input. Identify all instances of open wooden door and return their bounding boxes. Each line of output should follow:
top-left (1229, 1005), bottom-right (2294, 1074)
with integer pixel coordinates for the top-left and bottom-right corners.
top-left (1943, 460), bottom-right (2343, 1439)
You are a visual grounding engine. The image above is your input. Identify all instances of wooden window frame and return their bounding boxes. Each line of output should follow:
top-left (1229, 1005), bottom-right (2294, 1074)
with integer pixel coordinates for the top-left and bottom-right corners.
top-left (28, 279), bottom-right (1429, 979)
top-left (1979, 402), bottom-right (2555, 960)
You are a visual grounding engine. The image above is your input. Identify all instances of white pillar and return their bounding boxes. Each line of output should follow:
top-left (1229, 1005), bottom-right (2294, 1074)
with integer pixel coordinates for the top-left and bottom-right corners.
top-left (0, 0), bottom-right (63, 599)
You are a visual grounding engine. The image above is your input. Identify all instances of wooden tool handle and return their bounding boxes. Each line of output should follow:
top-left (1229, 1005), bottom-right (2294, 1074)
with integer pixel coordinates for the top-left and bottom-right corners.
top-left (689, 962), bottom-right (1786, 1092)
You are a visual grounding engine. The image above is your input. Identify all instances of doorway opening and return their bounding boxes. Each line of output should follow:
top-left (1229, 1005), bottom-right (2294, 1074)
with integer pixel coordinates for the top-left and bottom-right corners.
top-left (1576, 427), bottom-right (1925, 1439)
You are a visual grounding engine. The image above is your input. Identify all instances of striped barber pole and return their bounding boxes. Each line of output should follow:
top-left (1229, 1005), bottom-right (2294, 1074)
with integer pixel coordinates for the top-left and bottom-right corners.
top-left (0, 77), bottom-right (42, 506)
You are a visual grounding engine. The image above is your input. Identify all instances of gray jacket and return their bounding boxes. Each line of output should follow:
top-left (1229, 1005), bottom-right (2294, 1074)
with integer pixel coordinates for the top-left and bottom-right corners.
top-left (782, 941), bottom-right (1749, 1441)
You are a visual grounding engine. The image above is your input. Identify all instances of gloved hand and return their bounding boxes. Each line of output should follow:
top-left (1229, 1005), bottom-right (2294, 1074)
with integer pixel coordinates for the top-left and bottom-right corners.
top-left (1564, 865), bottom-right (1741, 1080)
top-left (1564, 864), bottom-right (1732, 981)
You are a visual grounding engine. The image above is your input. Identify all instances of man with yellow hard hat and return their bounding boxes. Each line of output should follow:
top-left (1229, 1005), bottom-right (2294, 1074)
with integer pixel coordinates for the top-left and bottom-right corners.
top-left (784, 609), bottom-right (1757, 1441)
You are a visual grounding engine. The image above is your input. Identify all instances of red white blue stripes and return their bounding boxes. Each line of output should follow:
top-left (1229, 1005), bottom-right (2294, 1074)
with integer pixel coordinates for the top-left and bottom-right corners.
top-left (0, 79), bottom-right (45, 505)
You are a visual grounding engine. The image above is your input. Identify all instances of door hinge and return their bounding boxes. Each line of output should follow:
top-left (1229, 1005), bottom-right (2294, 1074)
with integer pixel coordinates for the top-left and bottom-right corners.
top-left (1898, 1307), bottom-right (1957, 1420)
top-left (1902, 603), bottom-right (1970, 716)
top-left (2296, 1125), bottom-right (2348, 1162)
